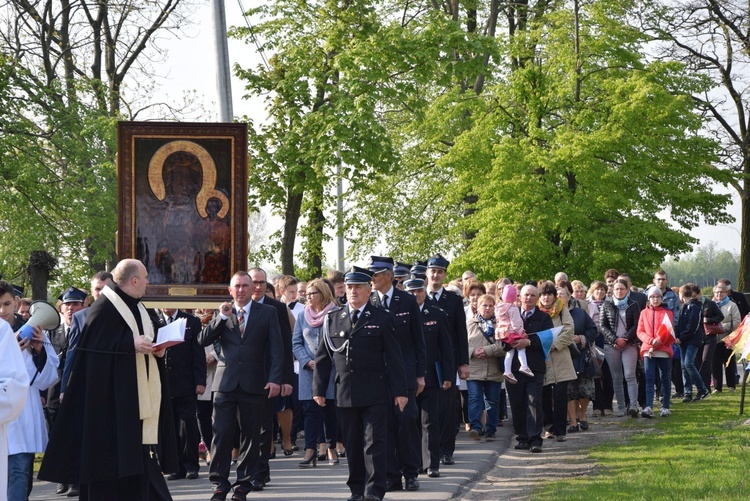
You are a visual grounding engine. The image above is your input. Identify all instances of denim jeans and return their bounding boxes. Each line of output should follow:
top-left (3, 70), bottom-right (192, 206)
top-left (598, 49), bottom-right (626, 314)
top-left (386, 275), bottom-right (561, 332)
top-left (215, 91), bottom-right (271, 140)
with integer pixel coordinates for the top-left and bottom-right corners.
top-left (8, 452), bottom-right (34, 501)
top-left (466, 380), bottom-right (502, 437)
top-left (644, 356), bottom-right (671, 409)
top-left (681, 343), bottom-right (706, 395)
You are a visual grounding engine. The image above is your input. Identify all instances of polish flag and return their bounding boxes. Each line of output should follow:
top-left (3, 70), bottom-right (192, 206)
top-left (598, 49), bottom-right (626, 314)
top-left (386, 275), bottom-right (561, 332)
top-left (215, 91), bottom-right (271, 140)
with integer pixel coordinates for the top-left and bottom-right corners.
top-left (656, 315), bottom-right (675, 346)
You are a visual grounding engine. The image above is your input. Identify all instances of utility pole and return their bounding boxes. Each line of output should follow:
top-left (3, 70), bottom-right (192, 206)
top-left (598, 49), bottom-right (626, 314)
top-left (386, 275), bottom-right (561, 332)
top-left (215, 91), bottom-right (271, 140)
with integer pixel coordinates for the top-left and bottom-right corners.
top-left (212, 0), bottom-right (233, 122)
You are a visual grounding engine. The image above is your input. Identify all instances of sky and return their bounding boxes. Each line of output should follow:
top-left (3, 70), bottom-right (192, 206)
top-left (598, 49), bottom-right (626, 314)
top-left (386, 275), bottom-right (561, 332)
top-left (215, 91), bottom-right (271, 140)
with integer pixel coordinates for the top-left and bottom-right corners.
top-left (155, 1), bottom-right (743, 268)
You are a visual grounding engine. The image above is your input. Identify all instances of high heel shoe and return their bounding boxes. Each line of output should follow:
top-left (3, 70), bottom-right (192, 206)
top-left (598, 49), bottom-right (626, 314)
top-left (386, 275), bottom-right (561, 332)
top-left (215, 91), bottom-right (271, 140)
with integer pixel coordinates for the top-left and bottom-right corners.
top-left (298, 453), bottom-right (317, 468)
top-left (328, 452), bottom-right (339, 465)
top-left (283, 448), bottom-right (294, 456)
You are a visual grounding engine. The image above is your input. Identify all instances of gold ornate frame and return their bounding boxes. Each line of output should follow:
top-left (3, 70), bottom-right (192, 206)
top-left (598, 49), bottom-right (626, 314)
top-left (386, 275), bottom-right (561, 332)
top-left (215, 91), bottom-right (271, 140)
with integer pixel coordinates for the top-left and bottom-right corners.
top-left (117, 122), bottom-right (248, 307)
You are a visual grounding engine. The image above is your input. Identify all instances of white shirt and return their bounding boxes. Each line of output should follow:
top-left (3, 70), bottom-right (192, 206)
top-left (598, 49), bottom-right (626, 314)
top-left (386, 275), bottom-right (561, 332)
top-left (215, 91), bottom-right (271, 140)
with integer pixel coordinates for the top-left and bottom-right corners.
top-left (0, 320), bottom-right (30, 494)
top-left (7, 328), bottom-right (59, 455)
top-left (378, 286), bottom-right (395, 309)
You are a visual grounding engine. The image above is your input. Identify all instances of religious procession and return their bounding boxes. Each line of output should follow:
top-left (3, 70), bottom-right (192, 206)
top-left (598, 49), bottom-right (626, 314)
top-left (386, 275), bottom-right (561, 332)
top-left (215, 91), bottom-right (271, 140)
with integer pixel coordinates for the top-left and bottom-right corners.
top-left (2, 254), bottom-right (749, 501)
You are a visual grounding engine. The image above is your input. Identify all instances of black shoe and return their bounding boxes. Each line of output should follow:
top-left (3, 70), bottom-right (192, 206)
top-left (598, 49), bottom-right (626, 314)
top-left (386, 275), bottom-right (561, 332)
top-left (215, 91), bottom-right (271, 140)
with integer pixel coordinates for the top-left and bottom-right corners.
top-left (167, 472), bottom-right (186, 480)
top-left (696, 388), bottom-right (711, 400)
top-left (485, 433), bottom-right (496, 442)
top-left (66, 485), bottom-right (80, 497)
top-left (427, 468), bottom-right (440, 478)
top-left (682, 394), bottom-right (693, 403)
top-left (441, 455), bottom-right (454, 465)
top-left (405, 477), bottom-right (419, 491)
top-left (210, 489), bottom-right (229, 501)
top-left (186, 471), bottom-right (199, 480)
top-left (530, 444), bottom-right (542, 453)
top-left (579, 421), bottom-right (589, 431)
top-left (514, 442), bottom-right (530, 450)
top-left (249, 479), bottom-right (265, 491)
top-left (346, 496), bottom-right (364, 501)
top-left (298, 455), bottom-right (317, 468)
top-left (364, 496), bottom-right (381, 501)
top-left (56, 484), bottom-right (69, 495)
top-left (231, 487), bottom-right (249, 501)
top-left (385, 479), bottom-right (403, 491)
top-left (265, 475), bottom-right (271, 484)
top-left (568, 425), bottom-right (579, 433)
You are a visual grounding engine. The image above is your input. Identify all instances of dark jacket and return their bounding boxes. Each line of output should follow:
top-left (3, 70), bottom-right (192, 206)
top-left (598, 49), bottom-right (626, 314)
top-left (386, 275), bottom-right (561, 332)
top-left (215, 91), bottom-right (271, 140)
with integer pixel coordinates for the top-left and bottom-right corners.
top-left (198, 301), bottom-right (284, 394)
top-left (427, 288), bottom-right (469, 371)
top-left (418, 304), bottom-right (454, 388)
top-left (370, 288), bottom-right (426, 388)
top-left (599, 298), bottom-right (641, 346)
top-left (313, 303), bottom-right (407, 407)
top-left (260, 296), bottom-right (295, 386)
top-left (701, 298), bottom-right (724, 325)
top-left (515, 308), bottom-right (552, 375)
top-left (676, 298), bottom-right (705, 347)
top-left (161, 310), bottom-right (207, 398)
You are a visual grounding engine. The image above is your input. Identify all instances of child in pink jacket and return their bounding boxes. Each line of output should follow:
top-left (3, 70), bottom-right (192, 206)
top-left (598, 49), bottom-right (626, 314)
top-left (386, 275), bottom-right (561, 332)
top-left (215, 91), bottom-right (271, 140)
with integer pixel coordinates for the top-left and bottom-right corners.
top-left (495, 285), bottom-right (534, 383)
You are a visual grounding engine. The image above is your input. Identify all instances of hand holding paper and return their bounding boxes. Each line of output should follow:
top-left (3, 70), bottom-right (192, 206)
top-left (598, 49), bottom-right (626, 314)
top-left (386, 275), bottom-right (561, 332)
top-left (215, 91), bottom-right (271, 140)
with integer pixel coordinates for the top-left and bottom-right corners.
top-left (153, 317), bottom-right (187, 349)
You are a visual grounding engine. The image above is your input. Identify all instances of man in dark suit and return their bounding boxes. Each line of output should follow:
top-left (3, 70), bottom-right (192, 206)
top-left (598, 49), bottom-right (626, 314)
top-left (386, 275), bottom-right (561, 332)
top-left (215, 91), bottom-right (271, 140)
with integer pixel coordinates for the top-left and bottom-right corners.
top-left (314, 266), bottom-right (408, 501)
top-left (424, 254), bottom-right (469, 466)
top-left (402, 277), bottom-right (454, 478)
top-left (199, 271), bottom-right (284, 501)
top-left (507, 284), bottom-right (552, 453)
top-left (161, 308), bottom-right (207, 481)
top-left (719, 278), bottom-right (750, 319)
top-left (368, 256), bottom-right (426, 492)
top-left (57, 271), bottom-right (112, 498)
top-left (246, 267), bottom-right (295, 487)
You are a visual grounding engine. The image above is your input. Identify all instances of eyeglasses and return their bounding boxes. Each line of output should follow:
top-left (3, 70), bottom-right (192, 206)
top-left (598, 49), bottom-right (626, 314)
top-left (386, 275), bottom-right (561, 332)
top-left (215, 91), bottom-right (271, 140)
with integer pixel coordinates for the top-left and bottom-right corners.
top-left (306, 291), bottom-right (320, 298)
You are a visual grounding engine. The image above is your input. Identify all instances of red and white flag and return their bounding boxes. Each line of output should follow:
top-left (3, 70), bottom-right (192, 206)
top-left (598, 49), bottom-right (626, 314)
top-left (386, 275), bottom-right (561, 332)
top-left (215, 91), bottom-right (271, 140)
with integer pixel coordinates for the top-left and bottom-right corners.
top-left (656, 315), bottom-right (675, 346)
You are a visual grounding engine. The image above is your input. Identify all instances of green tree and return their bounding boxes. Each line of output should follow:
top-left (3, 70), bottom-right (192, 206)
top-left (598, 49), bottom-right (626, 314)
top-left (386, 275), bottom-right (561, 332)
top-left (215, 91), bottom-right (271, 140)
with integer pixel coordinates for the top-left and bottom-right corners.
top-left (232, 0), bottom-right (448, 275)
top-left (349, 0), bottom-right (732, 286)
top-left (640, 0), bottom-right (750, 290)
top-left (0, 0), bottom-right (196, 292)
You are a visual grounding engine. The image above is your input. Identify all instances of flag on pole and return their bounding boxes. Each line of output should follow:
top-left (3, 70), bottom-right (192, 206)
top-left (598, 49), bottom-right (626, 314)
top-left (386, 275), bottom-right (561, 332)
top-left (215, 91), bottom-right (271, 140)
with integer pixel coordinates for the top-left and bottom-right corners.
top-left (655, 315), bottom-right (676, 347)
top-left (533, 326), bottom-right (564, 361)
top-left (724, 315), bottom-right (750, 365)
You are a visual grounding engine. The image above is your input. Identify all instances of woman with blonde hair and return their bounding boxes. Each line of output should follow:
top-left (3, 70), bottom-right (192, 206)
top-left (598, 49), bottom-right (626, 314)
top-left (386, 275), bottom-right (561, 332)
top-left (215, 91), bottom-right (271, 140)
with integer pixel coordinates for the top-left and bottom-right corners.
top-left (291, 278), bottom-right (338, 467)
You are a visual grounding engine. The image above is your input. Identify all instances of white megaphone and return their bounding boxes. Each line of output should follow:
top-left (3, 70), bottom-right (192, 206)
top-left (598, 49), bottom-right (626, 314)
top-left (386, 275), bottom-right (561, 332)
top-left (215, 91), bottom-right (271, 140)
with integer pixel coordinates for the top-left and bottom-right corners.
top-left (17, 300), bottom-right (61, 341)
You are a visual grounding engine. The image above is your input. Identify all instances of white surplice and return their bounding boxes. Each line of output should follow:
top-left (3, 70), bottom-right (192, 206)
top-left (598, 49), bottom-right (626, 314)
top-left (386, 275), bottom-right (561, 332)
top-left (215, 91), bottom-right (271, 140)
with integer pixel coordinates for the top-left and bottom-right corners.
top-left (0, 319), bottom-right (31, 500)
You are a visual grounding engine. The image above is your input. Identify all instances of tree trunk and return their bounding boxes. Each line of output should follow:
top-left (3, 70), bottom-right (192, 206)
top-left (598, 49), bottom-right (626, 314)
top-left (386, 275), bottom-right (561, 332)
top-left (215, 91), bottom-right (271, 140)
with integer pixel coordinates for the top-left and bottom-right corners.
top-left (739, 187), bottom-right (750, 292)
top-left (281, 190), bottom-right (304, 275)
top-left (28, 250), bottom-right (57, 301)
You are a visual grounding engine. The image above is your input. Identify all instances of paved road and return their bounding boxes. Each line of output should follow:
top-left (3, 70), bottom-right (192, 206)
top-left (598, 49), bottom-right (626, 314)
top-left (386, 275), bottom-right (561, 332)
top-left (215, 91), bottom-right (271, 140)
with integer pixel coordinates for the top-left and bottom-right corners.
top-left (29, 426), bottom-right (511, 500)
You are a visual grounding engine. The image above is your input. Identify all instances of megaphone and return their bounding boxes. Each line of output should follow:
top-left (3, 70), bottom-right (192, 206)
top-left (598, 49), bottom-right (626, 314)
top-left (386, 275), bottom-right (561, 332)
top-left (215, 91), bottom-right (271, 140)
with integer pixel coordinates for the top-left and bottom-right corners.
top-left (17, 301), bottom-right (62, 341)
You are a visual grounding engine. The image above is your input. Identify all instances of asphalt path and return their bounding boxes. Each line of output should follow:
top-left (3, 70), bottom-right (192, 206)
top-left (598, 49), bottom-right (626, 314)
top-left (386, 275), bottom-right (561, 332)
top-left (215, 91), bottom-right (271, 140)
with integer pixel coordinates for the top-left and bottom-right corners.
top-left (29, 426), bottom-right (512, 500)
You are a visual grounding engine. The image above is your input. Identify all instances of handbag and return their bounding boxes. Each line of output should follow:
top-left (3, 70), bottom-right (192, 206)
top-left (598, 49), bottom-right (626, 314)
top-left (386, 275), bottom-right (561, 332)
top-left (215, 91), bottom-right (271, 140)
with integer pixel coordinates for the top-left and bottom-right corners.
top-left (568, 342), bottom-right (580, 360)
top-left (704, 321), bottom-right (724, 336)
top-left (573, 343), bottom-right (596, 378)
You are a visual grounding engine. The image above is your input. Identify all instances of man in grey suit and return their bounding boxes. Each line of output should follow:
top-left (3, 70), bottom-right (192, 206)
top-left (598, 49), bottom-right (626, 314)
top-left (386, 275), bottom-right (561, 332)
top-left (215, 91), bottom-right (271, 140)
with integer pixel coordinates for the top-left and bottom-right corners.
top-left (199, 271), bottom-right (284, 501)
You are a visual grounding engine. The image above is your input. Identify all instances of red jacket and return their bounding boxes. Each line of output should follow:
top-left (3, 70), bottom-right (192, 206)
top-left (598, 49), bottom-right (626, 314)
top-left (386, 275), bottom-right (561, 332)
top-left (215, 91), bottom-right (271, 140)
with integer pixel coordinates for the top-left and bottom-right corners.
top-left (636, 305), bottom-right (675, 359)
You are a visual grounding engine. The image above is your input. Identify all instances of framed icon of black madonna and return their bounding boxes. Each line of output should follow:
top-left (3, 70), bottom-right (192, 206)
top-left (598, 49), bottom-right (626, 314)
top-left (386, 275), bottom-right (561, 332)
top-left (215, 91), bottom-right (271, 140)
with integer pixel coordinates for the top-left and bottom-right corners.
top-left (117, 122), bottom-right (248, 307)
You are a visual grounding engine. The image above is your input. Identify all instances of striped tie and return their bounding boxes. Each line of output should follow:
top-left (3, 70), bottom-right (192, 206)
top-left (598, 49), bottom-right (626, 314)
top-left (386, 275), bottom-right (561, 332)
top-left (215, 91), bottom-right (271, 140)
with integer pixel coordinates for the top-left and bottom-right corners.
top-left (237, 307), bottom-right (245, 335)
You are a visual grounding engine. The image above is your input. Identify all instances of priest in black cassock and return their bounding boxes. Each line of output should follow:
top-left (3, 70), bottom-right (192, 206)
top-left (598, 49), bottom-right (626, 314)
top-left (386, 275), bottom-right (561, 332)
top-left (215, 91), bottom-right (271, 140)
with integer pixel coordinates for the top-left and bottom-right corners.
top-left (39, 259), bottom-right (178, 500)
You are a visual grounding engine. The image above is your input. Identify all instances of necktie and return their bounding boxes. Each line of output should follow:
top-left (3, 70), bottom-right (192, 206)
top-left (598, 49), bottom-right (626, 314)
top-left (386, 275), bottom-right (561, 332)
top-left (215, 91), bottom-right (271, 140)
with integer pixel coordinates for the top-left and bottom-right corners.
top-left (523, 310), bottom-right (531, 321)
top-left (430, 291), bottom-right (437, 301)
top-left (237, 307), bottom-right (245, 335)
top-left (382, 294), bottom-right (389, 309)
top-left (351, 309), bottom-right (360, 325)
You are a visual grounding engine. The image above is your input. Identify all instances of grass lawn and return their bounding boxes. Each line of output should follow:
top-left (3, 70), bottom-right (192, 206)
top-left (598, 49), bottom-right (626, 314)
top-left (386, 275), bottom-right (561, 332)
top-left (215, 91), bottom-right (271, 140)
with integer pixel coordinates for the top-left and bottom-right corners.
top-left (534, 388), bottom-right (750, 500)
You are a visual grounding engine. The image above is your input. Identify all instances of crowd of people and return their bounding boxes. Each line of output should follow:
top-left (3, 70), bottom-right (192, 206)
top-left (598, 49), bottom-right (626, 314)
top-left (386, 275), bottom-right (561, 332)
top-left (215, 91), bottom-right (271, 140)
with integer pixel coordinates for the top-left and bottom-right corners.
top-left (0, 258), bottom-right (748, 501)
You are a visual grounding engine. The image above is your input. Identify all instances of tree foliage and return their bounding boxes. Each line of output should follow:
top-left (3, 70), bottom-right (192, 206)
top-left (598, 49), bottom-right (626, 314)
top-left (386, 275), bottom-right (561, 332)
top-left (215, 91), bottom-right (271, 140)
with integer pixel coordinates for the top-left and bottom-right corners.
top-left (0, 0), bottom-right (197, 292)
top-left (662, 243), bottom-right (740, 289)
top-left (345, 0), bottom-right (732, 287)
top-left (639, 0), bottom-right (750, 289)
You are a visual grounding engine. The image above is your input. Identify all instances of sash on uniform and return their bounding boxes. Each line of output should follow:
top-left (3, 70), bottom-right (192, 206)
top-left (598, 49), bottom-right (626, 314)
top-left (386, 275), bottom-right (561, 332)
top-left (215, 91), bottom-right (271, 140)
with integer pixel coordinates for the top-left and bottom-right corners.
top-left (101, 287), bottom-right (161, 445)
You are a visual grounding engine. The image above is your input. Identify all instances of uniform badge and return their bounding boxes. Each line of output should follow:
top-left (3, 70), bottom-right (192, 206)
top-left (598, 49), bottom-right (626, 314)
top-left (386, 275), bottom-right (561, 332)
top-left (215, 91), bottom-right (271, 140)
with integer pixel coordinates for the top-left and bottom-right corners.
top-left (339, 331), bottom-right (346, 337)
